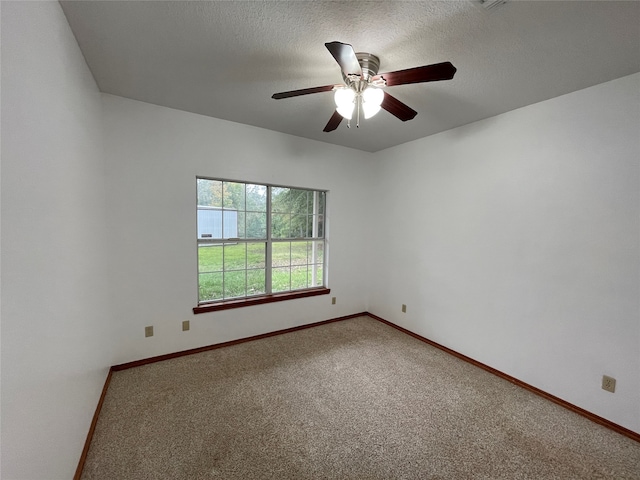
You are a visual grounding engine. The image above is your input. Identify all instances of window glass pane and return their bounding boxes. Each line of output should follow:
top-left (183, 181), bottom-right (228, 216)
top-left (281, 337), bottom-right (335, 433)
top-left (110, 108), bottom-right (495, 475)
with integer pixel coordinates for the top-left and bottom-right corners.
top-left (289, 189), bottom-right (309, 215)
top-left (307, 239), bottom-right (324, 288)
top-left (224, 270), bottom-right (246, 298)
top-left (314, 214), bottom-right (324, 238)
top-left (291, 265), bottom-right (308, 290)
top-left (291, 215), bottom-right (308, 238)
top-left (198, 245), bottom-right (223, 273)
top-left (272, 213), bottom-right (290, 239)
top-left (307, 240), bottom-right (324, 265)
top-left (197, 207), bottom-right (225, 240)
top-left (309, 213), bottom-right (323, 239)
top-left (236, 212), bottom-right (246, 238)
top-left (222, 209), bottom-right (239, 239)
top-left (306, 191), bottom-right (315, 214)
top-left (222, 181), bottom-right (245, 211)
top-left (272, 242), bottom-right (290, 267)
top-left (199, 272), bottom-right (223, 301)
top-left (291, 241), bottom-right (307, 266)
top-left (246, 184), bottom-right (267, 212)
top-left (308, 215), bottom-right (315, 238)
top-left (223, 243), bottom-right (246, 270)
top-left (247, 269), bottom-right (266, 296)
top-left (308, 265), bottom-right (323, 287)
top-left (246, 212), bottom-right (266, 239)
top-left (317, 191), bottom-right (325, 215)
top-left (272, 266), bottom-right (290, 292)
top-left (271, 187), bottom-right (289, 213)
top-left (247, 243), bottom-right (266, 269)
top-left (197, 179), bottom-right (222, 208)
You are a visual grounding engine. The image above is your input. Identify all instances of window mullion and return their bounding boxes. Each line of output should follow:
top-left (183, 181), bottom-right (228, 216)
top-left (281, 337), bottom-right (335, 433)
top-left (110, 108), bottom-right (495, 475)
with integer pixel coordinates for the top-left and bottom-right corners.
top-left (265, 186), bottom-right (273, 294)
top-left (312, 191), bottom-right (318, 286)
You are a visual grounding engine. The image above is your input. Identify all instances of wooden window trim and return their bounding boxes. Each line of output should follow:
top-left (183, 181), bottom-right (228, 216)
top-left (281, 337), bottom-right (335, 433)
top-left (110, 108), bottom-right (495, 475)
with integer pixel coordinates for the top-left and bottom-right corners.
top-left (193, 287), bottom-right (330, 314)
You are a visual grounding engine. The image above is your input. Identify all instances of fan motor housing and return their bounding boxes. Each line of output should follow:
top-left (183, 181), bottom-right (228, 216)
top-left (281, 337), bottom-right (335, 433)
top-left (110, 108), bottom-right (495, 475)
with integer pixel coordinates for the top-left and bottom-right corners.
top-left (349, 52), bottom-right (380, 81)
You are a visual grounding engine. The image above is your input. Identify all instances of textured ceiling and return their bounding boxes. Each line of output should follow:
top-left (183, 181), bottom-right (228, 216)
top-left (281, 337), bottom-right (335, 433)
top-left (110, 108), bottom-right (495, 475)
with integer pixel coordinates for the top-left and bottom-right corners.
top-left (60, 1), bottom-right (640, 152)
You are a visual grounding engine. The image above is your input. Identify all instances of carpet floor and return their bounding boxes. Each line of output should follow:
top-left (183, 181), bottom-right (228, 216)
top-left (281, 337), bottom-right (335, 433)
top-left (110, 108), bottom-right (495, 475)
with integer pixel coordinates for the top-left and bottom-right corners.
top-left (81, 316), bottom-right (640, 479)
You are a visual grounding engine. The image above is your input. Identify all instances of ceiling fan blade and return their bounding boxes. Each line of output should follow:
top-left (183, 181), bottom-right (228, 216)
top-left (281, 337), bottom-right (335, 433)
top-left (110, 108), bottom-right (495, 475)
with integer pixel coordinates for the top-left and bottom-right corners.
top-left (381, 92), bottom-right (418, 121)
top-left (272, 85), bottom-right (335, 99)
top-left (375, 62), bottom-right (457, 87)
top-left (325, 41), bottom-right (363, 78)
top-left (323, 110), bottom-right (343, 132)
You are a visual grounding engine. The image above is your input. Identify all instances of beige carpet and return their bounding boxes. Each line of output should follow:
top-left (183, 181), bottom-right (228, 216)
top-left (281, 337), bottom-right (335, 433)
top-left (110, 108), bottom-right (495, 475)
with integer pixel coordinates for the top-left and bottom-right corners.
top-left (81, 316), bottom-right (640, 479)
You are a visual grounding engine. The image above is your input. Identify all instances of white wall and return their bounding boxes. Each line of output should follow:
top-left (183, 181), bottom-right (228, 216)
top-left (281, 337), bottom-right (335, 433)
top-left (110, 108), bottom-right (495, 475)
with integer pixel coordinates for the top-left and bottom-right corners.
top-left (2, 4), bottom-right (637, 478)
top-left (1, 2), bottom-right (115, 479)
top-left (101, 95), bottom-right (374, 364)
top-left (368, 73), bottom-right (640, 432)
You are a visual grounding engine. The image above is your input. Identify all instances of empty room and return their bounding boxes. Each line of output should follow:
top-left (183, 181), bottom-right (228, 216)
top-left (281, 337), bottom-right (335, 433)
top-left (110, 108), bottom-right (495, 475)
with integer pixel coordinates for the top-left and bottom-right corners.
top-left (1, 1), bottom-right (639, 479)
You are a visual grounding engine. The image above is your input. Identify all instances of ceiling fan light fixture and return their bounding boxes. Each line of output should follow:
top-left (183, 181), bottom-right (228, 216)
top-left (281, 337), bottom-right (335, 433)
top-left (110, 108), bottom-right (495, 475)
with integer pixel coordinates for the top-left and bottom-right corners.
top-left (272, 41), bottom-right (456, 132)
top-left (471, 0), bottom-right (510, 12)
top-left (362, 86), bottom-right (384, 119)
top-left (363, 103), bottom-right (381, 119)
top-left (334, 87), bottom-right (355, 119)
top-left (337, 104), bottom-right (355, 120)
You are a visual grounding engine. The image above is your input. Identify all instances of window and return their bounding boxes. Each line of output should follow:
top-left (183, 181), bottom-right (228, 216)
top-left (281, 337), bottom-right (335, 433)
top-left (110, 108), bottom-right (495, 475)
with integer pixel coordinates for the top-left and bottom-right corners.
top-left (194, 178), bottom-right (327, 312)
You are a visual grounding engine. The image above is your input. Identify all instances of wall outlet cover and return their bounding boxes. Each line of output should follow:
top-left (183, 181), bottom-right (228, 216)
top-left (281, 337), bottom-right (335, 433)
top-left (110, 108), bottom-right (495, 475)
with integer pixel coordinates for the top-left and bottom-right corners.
top-left (602, 375), bottom-right (616, 393)
top-left (182, 320), bottom-right (190, 331)
top-left (145, 325), bottom-right (154, 337)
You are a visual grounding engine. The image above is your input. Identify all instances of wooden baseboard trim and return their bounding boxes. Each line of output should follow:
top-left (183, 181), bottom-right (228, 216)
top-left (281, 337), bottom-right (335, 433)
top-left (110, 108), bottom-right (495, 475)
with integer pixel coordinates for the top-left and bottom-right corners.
top-left (367, 312), bottom-right (640, 444)
top-left (112, 312), bottom-right (368, 371)
top-left (74, 368), bottom-right (113, 480)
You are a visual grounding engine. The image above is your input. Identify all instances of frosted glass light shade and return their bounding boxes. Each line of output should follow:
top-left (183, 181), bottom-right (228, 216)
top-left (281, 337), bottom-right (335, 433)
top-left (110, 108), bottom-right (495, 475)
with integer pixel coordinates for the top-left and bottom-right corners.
top-left (334, 88), bottom-right (355, 120)
top-left (362, 87), bottom-right (384, 119)
top-left (363, 104), bottom-right (381, 119)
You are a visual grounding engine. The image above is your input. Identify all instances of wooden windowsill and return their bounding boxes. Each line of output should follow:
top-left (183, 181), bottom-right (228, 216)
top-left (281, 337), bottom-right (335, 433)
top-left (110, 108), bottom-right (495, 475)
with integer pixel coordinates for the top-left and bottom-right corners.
top-left (193, 287), bottom-right (331, 314)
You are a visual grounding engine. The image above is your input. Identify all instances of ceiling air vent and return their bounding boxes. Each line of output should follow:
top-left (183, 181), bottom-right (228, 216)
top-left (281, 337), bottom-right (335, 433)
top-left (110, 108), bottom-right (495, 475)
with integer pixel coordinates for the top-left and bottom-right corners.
top-left (472, 0), bottom-right (509, 12)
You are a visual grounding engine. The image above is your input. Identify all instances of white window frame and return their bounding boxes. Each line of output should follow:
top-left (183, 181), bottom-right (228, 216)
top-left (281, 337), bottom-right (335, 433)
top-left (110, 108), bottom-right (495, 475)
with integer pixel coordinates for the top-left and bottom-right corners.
top-left (194, 177), bottom-right (328, 312)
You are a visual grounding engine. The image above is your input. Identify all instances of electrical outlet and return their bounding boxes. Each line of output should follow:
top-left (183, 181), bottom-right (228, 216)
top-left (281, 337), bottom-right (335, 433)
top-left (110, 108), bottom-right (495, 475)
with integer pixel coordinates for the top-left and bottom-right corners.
top-left (602, 375), bottom-right (616, 393)
top-left (332, 297), bottom-right (336, 305)
top-left (145, 326), bottom-right (154, 338)
top-left (402, 304), bottom-right (407, 313)
top-left (182, 320), bottom-right (190, 331)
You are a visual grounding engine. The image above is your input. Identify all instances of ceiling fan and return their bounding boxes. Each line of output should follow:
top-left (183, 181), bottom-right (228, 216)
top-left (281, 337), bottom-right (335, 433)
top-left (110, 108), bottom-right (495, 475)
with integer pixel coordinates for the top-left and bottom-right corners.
top-left (272, 41), bottom-right (457, 132)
